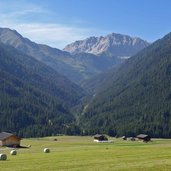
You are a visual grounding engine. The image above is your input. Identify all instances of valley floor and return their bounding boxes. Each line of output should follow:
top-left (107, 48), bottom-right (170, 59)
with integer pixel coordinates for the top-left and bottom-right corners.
top-left (0, 136), bottom-right (171, 171)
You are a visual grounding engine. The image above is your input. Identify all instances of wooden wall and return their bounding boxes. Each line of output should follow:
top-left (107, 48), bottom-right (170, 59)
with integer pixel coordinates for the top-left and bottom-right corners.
top-left (1, 135), bottom-right (20, 146)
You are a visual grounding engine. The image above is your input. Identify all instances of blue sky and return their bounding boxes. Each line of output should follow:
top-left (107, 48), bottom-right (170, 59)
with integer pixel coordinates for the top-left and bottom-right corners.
top-left (0, 0), bottom-right (171, 49)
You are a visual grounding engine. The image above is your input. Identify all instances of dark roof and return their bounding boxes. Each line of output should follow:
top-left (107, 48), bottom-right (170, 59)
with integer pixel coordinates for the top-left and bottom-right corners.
top-left (0, 132), bottom-right (19, 140)
top-left (94, 134), bottom-right (104, 138)
top-left (137, 134), bottom-right (149, 138)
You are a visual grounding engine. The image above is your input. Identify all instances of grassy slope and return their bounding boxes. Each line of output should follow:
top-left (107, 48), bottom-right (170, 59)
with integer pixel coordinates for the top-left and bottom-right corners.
top-left (1, 136), bottom-right (171, 171)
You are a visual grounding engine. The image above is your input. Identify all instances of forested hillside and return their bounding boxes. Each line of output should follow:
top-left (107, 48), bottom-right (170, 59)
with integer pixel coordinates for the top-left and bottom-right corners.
top-left (0, 43), bottom-right (84, 137)
top-left (80, 33), bottom-right (171, 138)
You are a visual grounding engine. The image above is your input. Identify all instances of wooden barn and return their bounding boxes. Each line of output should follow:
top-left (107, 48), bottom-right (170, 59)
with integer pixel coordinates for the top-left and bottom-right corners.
top-left (137, 134), bottom-right (151, 142)
top-left (94, 134), bottom-right (108, 142)
top-left (0, 132), bottom-right (21, 147)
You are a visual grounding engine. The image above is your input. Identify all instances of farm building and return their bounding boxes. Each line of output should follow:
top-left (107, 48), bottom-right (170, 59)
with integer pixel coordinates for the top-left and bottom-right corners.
top-left (126, 137), bottom-right (135, 141)
top-left (137, 134), bottom-right (151, 142)
top-left (94, 134), bottom-right (108, 142)
top-left (121, 136), bottom-right (127, 140)
top-left (0, 132), bottom-right (21, 147)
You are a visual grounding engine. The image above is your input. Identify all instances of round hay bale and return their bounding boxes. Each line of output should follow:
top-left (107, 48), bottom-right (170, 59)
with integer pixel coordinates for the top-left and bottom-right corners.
top-left (0, 154), bottom-right (7, 160)
top-left (44, 148), bottom-right (50, 153)
top-left (10, 150), bottom-right (17, 155)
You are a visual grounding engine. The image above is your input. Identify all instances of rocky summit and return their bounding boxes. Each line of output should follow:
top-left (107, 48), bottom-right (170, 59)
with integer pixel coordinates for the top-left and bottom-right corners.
top-left (64, 33), bottom-right (150, 57)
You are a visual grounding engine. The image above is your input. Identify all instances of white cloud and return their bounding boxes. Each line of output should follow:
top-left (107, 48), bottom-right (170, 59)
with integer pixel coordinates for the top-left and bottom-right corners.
top-left (0, 1), bottom-right (108, 49)
top-left (12, 23), bottom-right (93, 49)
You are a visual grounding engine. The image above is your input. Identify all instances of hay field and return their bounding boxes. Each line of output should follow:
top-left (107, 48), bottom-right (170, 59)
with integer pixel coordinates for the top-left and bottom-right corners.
top-left (1, 136), bottom-right (171, 171)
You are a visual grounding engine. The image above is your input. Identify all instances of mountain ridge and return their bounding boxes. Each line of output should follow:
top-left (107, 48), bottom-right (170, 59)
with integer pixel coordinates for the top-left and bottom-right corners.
top-left (64, 33), bottom-right (150, 57)
top-left (0, 28), bottom-right (150, 84)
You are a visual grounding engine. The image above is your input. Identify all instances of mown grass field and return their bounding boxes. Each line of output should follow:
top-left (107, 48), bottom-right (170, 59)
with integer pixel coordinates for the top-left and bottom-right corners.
top-left (1, 136), bottom-right (171, 171)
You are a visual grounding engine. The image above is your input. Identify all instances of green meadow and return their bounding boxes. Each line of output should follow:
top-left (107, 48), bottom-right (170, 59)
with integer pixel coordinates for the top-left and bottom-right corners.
top-left (1, 136), bottom-right (171, 171)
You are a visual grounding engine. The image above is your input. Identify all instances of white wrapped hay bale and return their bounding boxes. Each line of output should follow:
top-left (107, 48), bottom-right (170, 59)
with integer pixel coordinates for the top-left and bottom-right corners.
top-left (0, 154), bottom-right (7, 160)
top-left (44, 148), bottom-right (50, 153)
top-left (10, 150), bottom-right (17, 155)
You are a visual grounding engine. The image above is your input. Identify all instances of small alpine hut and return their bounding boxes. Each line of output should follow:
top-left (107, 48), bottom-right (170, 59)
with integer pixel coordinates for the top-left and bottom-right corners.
top-left (94, 134), bottom-right (108, 142)
top-left (121, 136), bottom-right (127, 140)
top-left (0, 132), bottom-right (21, 147)
top-left (137, 134), bottom-right (151, 142)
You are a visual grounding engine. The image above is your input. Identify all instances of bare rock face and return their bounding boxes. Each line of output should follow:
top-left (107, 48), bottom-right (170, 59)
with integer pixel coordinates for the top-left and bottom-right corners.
top-left (64, 33), bottom-right (150, 57)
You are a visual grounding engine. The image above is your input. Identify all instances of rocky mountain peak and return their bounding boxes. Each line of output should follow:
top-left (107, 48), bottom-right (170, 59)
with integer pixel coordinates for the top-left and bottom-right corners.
top-left (64, 33), bottom-right (150, 57)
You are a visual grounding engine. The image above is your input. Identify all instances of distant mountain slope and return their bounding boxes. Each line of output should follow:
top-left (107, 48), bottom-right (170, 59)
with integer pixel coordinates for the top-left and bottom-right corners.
top-left (80, 32), bottom-right (171, 138)
top-left (0, 28), bottom-right (150, 84)
top-left (0, 43), bottom-right (85, 137)
top-left (80, 68), bottom-right (115, 94)
top-left (64, 33), bottom-right (150, 57)
top-left (72, 52), bottom-right (124, 79)
top-left (0, 28), bottom-right (85, 83)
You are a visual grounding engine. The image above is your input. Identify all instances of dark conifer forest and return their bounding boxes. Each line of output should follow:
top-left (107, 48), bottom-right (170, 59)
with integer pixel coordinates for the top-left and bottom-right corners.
top-left (0, 43), bottom-right (84, 137)
top-left (1, 30), bottom-right (171, 138)
top-left (80, 33), bottom-right (171, 138)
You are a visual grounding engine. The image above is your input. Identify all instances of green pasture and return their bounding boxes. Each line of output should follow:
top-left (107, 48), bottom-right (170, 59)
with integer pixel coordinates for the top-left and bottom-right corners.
top-left (1, 136), bottom-right (171, 171)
